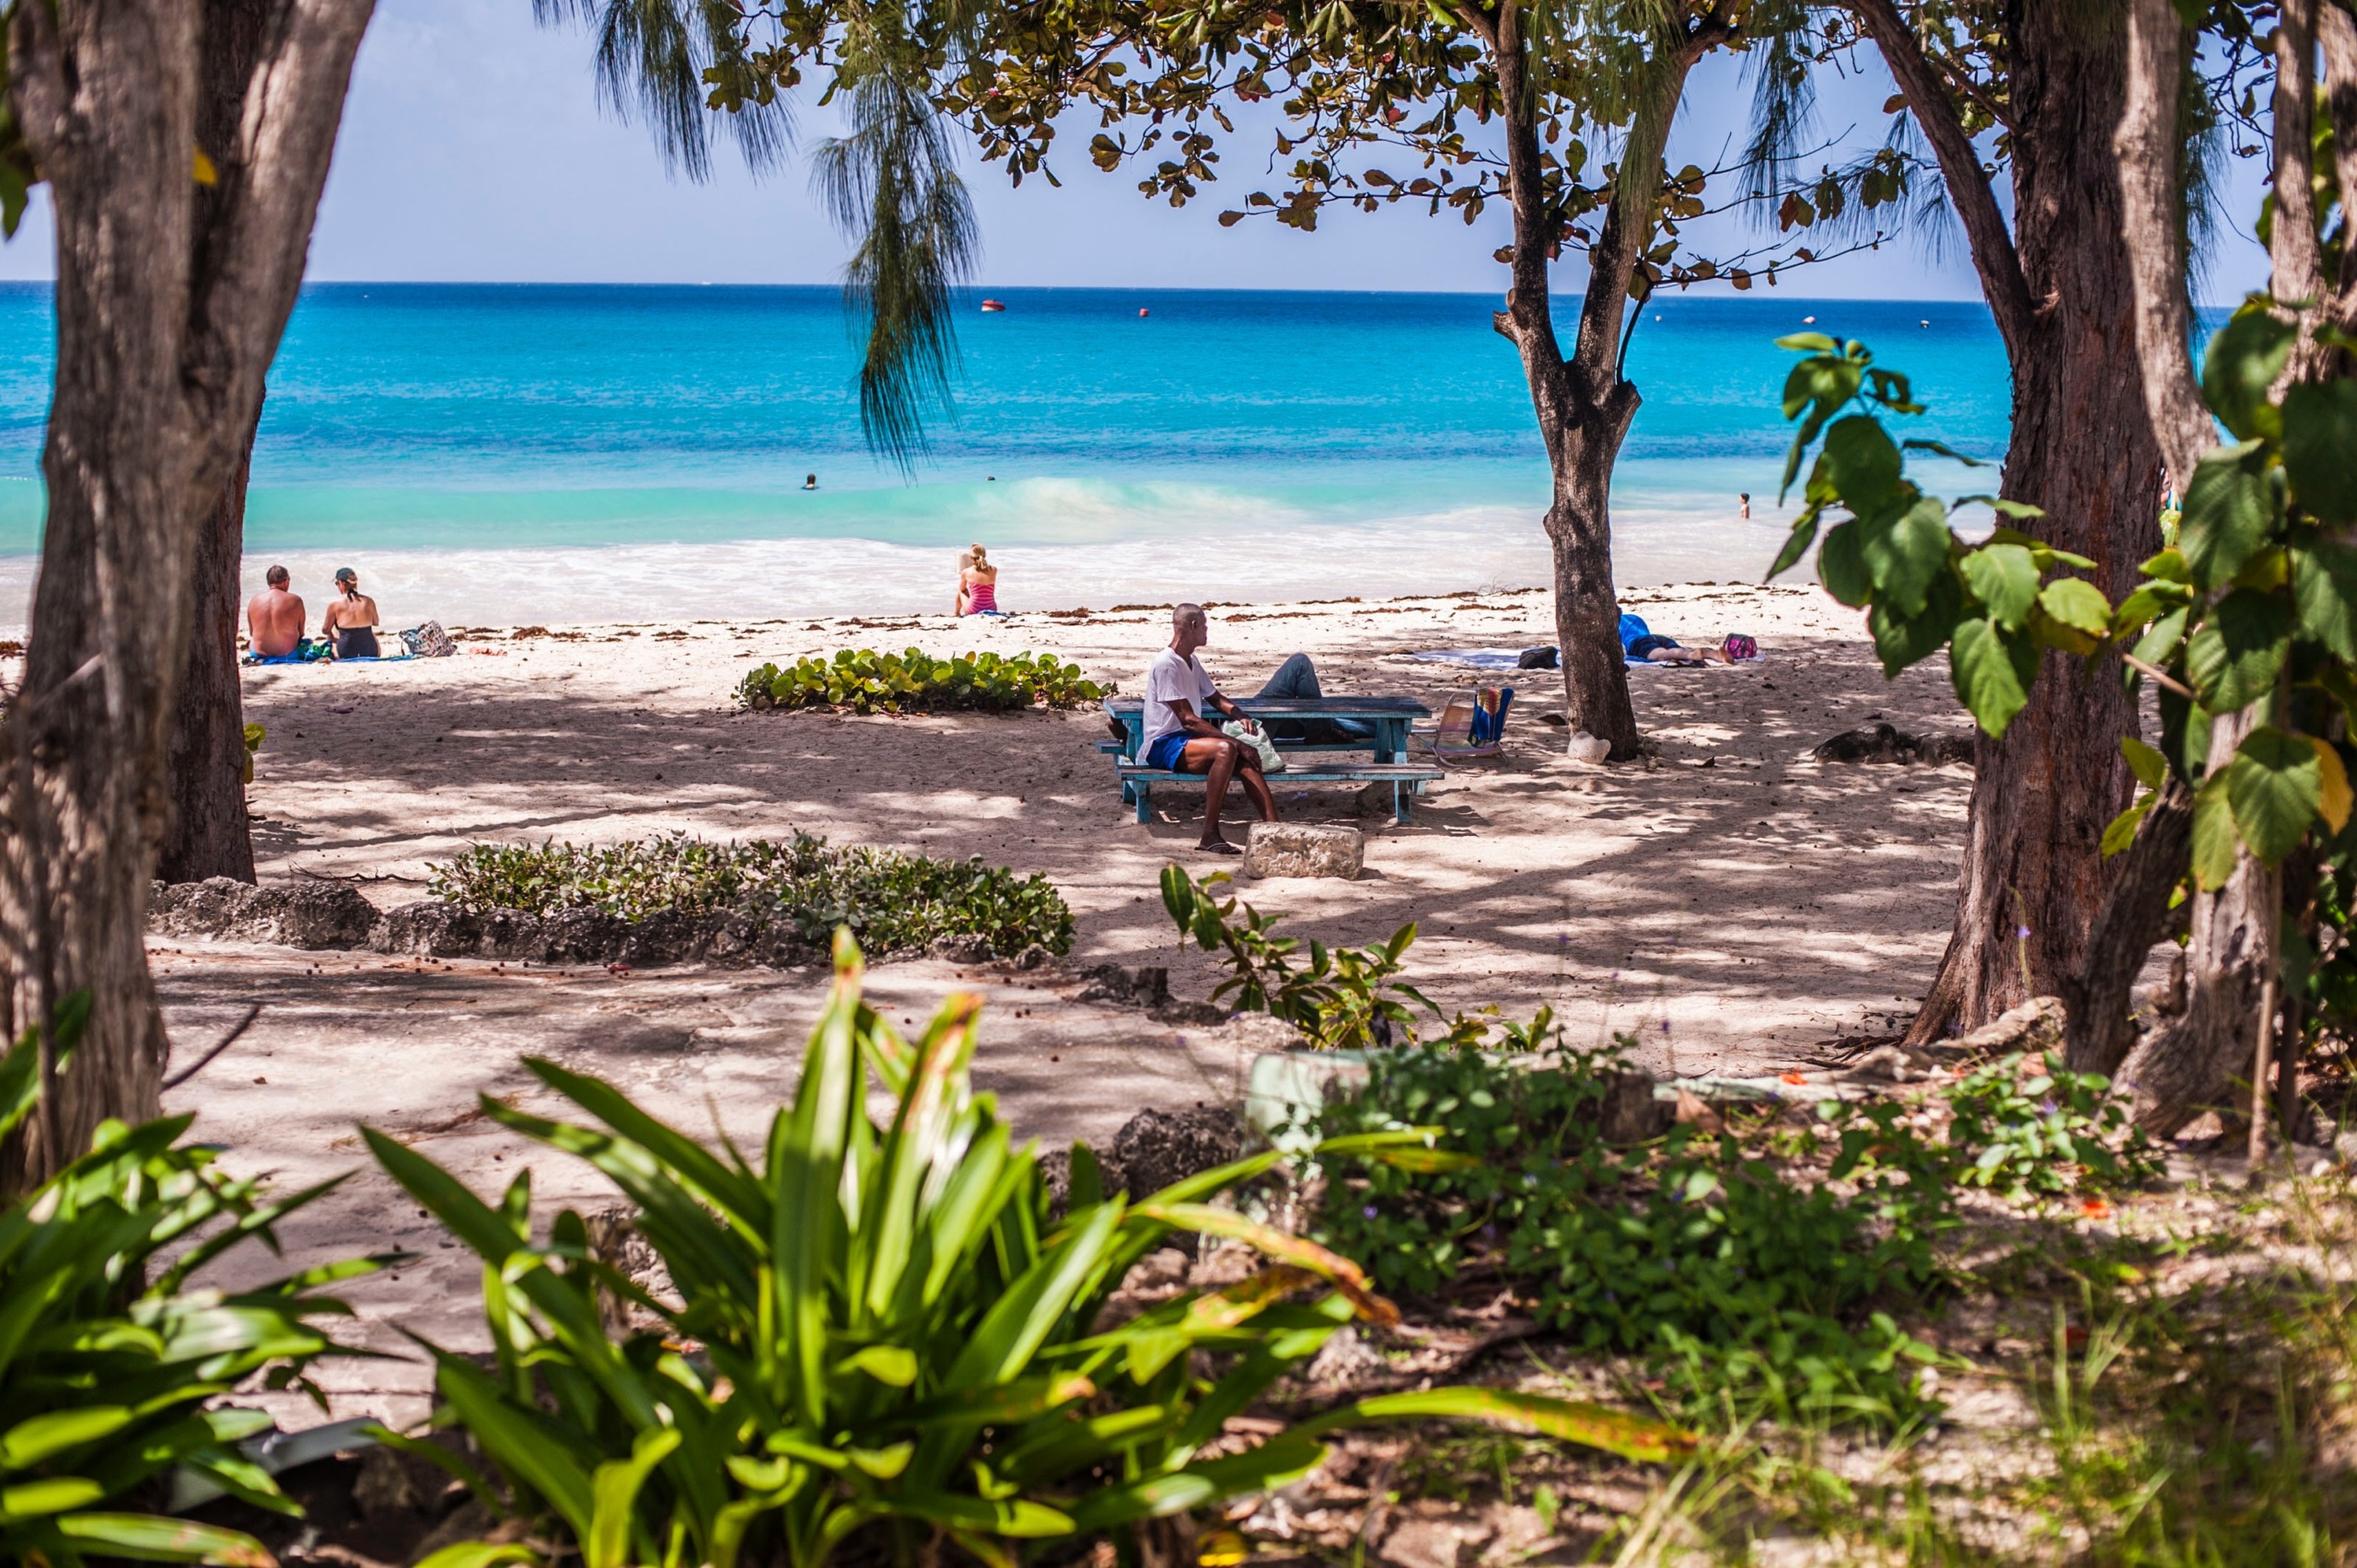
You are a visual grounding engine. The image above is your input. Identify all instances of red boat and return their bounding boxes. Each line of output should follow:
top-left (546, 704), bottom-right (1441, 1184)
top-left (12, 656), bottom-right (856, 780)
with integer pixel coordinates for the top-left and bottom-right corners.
top-left (980, 298), bottom-right (1006, 312)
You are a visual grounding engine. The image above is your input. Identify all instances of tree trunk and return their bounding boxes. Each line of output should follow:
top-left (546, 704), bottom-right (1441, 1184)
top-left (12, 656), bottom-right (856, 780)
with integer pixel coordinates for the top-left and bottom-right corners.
top-left (0, 0), bottom-right (371, 1186)
top-left (1483, 4), bottom-right (1717, 761)
top-left (158, 415), bottom-right (259, 886)
top-left (1884, 0), bottom-right (2165, 1045)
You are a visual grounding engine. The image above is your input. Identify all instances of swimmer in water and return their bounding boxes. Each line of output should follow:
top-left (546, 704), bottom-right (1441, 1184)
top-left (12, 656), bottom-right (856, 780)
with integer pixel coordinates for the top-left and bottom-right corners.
top-left (803, 473), bottom-right (819, 491)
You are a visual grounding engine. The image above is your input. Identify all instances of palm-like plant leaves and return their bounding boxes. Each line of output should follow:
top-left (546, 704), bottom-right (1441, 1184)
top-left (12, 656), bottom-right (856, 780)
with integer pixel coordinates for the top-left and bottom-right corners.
top-left (378, 931), bottom-right (1689, 1568)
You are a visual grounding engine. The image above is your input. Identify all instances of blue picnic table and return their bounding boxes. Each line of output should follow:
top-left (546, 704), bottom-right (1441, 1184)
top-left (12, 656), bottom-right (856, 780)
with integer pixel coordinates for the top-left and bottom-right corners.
top-left (1100, 696), bottom-right (1442, 824)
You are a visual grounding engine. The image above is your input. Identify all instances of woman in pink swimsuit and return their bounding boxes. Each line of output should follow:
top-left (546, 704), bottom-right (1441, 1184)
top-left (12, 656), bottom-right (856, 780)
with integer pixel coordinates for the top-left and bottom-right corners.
top-left (960, 543), bottom-right (1001, 615)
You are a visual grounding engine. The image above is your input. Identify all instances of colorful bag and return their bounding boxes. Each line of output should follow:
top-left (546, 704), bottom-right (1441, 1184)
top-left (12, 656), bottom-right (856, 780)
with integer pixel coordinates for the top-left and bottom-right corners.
top-left (401, 621), bottom-right (458, 658)
top-left (1723, 633), bottom-right (1760, 661)
top-left (1221, 719), bottom-right (1285, 773)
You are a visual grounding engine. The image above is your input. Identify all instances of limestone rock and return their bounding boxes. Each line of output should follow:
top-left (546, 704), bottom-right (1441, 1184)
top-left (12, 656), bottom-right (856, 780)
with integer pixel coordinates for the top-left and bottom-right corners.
top-left (368, 900), bottom-right (485, 958)
top-left (1245, 821), bottom-right (1364, 880)
top-left (1112, 1105), bottom-right (1247, 1198)
top-left (1565, 730), bottom-right (1611, 764)
top-left (1599, 1067), bottom-right (1671, 1143)
top-left (1075, 963), bottom-right (1170, 1009)
top-left (1840, 1042), bottom-right (1937, 1083)
top-left (928, 933), bottom-right (994, 963)
top-left (148, 877), bottom-right (376, 949)
top-left (1812, 722), bottom-right (1976, 767)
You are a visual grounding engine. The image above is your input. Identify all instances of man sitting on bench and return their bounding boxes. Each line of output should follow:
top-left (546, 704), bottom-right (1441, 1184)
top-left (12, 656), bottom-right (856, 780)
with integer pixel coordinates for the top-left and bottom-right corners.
top-left (1143, 603), bottom-right (1279, 855)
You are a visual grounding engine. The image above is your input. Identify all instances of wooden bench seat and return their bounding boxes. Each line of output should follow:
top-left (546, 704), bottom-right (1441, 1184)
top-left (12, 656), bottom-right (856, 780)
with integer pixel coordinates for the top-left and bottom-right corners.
top-left (1115, 761), bottom-right (1444, 825)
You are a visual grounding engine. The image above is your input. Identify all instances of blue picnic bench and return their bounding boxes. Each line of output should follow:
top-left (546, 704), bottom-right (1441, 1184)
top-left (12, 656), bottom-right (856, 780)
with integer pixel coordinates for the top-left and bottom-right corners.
top-left (1100, 696), bottom-right (1444, 825)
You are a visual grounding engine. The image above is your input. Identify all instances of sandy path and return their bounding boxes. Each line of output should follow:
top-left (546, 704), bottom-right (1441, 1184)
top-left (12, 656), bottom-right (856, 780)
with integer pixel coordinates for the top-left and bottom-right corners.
top-left (157, 581), bottom-right (1976, 1423)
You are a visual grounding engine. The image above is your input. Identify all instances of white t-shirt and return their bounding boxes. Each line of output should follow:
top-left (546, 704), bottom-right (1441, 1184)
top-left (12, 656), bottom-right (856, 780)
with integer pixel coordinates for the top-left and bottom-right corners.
top-left (1143, 647), bottom-right (1218, 749)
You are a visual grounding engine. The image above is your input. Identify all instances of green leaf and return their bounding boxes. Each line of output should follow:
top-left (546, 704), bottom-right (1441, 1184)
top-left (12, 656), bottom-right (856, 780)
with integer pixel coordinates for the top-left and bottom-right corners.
top-left (1068, 1434), bottom-right (1330, 1530)
top-left (1765, 510), bottom-right (1820, 581)
top-left (1860, 495), bottom-right (1951, 615)
top-left (2282, 379), bottom-right (2357, 522)
top-left (1820, 415), bottom-right (1904, 519)
top-left (2227, 726), bottom-right (2324, 863)
top-left (1960, 543), bottom-right (2039, 630)
top-left (586, 1426), bottom-right (680, 1568)
top-left (56, 1512), bottom-right (278, 1565)
top-left (2038, 577), bottom-right (2114, 637)
top-left (2177, 442), bottom-right (2276, 590)
top-left (1290, 1388), bottom-right (1695, 1465)
top-left (411, 1547), bottom-right (543, 1568)
top-left (1949, 617), bottom-right (2035, 737)
top-left (1, 1407), bottom-right (132, 1469)
top-left (1866, 568), bottom-right (1963, 677)
top-left (2121, 736), bottom-right (2169, 791)
top-left (2101, 796), bottom-right (2155, 857)
top-left (836, 1344), bottom-right (919, 1388)
top-left (2191, 771), bottom-right (2241, 890)
top-left (2200, 308), bottom-right (2294, 440)
top-left (2291, 541), bottom-right (2357, 661)
top-left (0, 1475), bottom-right (106, 1520)
top-left (1817, 520), bottom-right (1869, 606)
top-left (2185, 590), bottom-right (2292, 711)
top-left (1774, 331), bottom-right (1840, 356)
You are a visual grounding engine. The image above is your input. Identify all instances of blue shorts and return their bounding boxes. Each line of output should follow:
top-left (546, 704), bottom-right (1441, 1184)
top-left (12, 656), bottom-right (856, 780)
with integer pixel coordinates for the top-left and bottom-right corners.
top-left (1144, 731), bottom-right (1191, 771)
top-left (1626, 633), bottom-right (1680, 659)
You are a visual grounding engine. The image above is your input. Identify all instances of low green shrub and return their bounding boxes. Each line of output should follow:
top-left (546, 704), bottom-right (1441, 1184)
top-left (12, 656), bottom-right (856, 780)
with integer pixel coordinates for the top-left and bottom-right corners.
top-left (430, 832), bottom-right (1073, 958)
top-left (371, 934), bottom-right (1691, 1568)
top-left (0, 997), bottom-right (379, 1565)
top-left (1305, 1033), bottom-right (1952, 1428)
top-left (1160, 866), bottom-right (1435, 1049)
top-left (737, 648), bottom-right (1109, 714)
top-left (1942, 1050), bottom-right (2164, 1203)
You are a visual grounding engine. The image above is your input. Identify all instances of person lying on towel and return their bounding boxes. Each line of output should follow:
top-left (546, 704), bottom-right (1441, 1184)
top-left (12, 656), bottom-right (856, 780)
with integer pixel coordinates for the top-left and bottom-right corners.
top-left (1141, 602), bottom-right (1279, 856)
top-left (1620, 613), bottom-right (1752, 666)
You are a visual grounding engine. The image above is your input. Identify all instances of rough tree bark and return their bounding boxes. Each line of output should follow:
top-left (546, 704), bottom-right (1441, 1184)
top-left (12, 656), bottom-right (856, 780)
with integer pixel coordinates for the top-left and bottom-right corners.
top-left (2108, 0), bottom-right (2355, 1132)
top-left (1481, 2), bottom-right (1728, 761)
top-left (1856, 0), bottom-right (2165, 1047)
top-left (160, 0), bottom-right (283, 888)
top-left (0, 0), bottom-right (372, 1186)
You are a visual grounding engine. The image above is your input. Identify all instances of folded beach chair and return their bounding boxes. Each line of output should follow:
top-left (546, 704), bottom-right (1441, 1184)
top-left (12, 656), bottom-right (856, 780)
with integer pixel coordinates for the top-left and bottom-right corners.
top-left (1413, 685), bottom-right (1514, 763)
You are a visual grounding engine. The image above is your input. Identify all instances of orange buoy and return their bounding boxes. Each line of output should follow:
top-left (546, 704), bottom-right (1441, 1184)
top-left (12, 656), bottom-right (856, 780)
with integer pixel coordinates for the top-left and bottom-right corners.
top-left (1138, 307), bottom-right (1150, 317)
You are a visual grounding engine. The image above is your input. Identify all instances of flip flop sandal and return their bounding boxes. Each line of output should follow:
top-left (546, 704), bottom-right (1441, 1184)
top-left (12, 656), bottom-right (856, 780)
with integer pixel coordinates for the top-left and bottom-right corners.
top-left (1197, 840), bottom-right (1242, 855)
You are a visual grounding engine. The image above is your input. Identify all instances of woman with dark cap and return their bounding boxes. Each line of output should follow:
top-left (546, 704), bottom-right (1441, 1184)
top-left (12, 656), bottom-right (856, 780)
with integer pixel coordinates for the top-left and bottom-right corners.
top-left (321, 566), bottom-right (382, 659)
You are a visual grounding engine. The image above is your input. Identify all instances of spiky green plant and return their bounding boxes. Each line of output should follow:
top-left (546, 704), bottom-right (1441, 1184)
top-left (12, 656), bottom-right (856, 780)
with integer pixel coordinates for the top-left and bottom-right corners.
top-left (374, 933), bottom-right (1691, 1568)
top-left (0, 996), bottom-right (382, 1566)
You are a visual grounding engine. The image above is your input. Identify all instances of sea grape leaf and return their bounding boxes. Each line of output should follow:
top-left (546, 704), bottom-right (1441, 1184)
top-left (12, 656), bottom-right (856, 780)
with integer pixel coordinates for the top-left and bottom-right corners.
top-left (1949, 616), bottom-right (2034, 737)
top-left (2282, 379), bottom-right (2357, 523)
top-left (1867, 566), bottom-right (1961, 677)
top-left (2159, 684), bottom-right (2212, 784)
top-left (2038, 577), bottom-right (2114, 637)
top-left (2291, 540), bottom-right (2357, 661)
top-left (2190, 771), bottom-right (2241, 890)
top-left (2184, 589), bottom-right (2291, 711)
top-left (2226, 726), bottom-right (2323, 863)
top-left (1960, 542), bottom-right (2039, 629)
top-left (2200, 308), bottom-right (2294, 441)
top-left (2309, 735), bottom-right (2353, 834)
top-left (1821, 414), bottom-right (1904, 520)
top-left (2121, 735), bottom-right (2169, 791)
top-left (2101, 796), bottom-right (2155, 857)
top-left (2177, 442), bottom-right (2275, 590)
top-left (1817, 519), bottom-right (1870, 606)
top-left (1766, 509), bottom-right (1820, 580)
top-left (1860, 494), bottom-right (1950, 614)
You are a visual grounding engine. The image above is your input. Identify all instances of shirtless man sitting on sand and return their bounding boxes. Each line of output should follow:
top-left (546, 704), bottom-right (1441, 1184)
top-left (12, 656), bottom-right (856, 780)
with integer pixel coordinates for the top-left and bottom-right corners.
top-left (245, 565), bottom-right (306, 657)
top-left (1141, 603), bottom-right (1278, 854)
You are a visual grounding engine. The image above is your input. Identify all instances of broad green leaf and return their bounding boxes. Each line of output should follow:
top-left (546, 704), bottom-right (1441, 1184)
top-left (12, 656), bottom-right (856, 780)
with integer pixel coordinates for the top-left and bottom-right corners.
top-left (586, 1426), bottom-right (680, 1568)
top-left (2141, 547), bottom-right (2193, 584)
top-left (2121, 736), bottom-right (2169, 790)
top-left (1959, 543), bottom-right (2039, 629)
top-left (1774, 331), bottom-right (1840, 356)
top-left (0, 1474), bottom-right (106, 1520)
top-left (1068, 1434), bottom-right (1329, 1530)
top-left (1817, 520), bottom-right (1869, 606)
top-left (836, 1344), bottom-right (919, 1388)
top-left (56, 1512), bottom-right (277, 1565)
top-left (1860, 495), bottom-right (1951, 615)
top-left (412, 1547), bottom-right (544, 1568)
top-left (2109, 583), bottom-right (2189, 638)
top-left (2228, 726), bottom-right (2325, 863)
top-left (2101, 796), bottom-right (2155, 857)
top-left (1, 1406), bottom-right (132, 1469)
top-left (1866, 568), bottom-right (1962, 677)
top-left (2184, 590), bottom-right (2292, 711)
top-left (878, 1487), bottom-right (1074, 1538)
top-left (434, 1358), bottom-right (598, 1540)
top-left (2191, 772), bottom-right (2240, 890)
top-left (2291, 541), bottom-right (2357, 661)
top-left (1765, 510), bottom-right (1820, 581)
top-left (2282, 379), bottom-right (2357, 522)
top-left (1297, 1387), bottom-right (1694, 1463)
top-left (2200, 307), bottom-right (2294, 440)
top-left (1821, 415), bottom-right (1904, 519)
top-left (1132, 1202), bottom-right (1398, 1327)
top-left (2309, 736), bottom-right (2353, 833)
top-left (1949, 617), bottom-right (2034, 737)
top-left (2177, 443), bottom-right (2276, 590)
top-left (2038, 577), bottom-right (2114, 636)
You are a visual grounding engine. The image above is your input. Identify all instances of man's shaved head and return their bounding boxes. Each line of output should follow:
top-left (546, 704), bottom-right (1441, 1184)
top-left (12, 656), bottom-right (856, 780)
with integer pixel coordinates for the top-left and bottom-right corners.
top-left (1174, 602), bottom-right (1206, 632)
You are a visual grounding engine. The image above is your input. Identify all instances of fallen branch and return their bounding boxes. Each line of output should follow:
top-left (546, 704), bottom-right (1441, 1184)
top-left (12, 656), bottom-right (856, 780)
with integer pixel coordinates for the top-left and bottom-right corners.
top-left (161, 1003), bottom-right (263, 1091)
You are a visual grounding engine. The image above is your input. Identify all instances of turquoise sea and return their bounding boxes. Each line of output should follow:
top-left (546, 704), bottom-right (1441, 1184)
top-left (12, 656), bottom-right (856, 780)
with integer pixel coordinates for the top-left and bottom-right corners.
top-left (0, 284), bottom-right (2011, 627)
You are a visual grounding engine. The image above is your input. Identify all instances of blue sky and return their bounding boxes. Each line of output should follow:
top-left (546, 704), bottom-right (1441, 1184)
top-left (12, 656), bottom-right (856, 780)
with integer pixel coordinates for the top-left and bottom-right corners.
top-left (0, 2), bottom-right (2274, 300)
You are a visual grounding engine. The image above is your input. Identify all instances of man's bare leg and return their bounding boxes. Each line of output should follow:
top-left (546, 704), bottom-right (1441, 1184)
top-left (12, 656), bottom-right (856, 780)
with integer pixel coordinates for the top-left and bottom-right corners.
top-left (1181, 736), bottom-right (1245, 851)
top-left (1233, 753), bottom-right (1279, 823)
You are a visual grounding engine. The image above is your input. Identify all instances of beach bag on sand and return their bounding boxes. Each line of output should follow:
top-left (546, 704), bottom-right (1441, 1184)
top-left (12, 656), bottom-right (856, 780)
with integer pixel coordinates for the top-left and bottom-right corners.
top-left (1723, 633), bottom-right (1759, 661)
top-left (401, 621), bottom-right (457, 658)
top-left (1222, 719), bottom-right (1285, 774)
